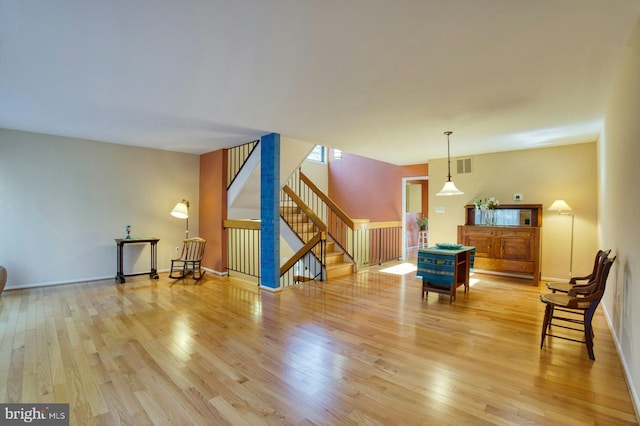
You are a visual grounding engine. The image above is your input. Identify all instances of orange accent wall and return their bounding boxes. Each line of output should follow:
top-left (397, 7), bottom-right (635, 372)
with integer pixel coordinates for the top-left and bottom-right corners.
top-left (328, 152), bottom-right (428, 221)
top-left (199, 149), bottom-right (228, 272)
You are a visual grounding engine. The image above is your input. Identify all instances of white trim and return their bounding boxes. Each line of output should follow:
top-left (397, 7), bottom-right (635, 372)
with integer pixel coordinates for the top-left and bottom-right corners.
top-left (5, 275), bottom-right (115, 291)
top-left (259, 285), bottom-right (282, 293)
top-left (602, 303), bottom-right (640, 423)
top-left (201, 267), bottom-right (228, 276)
top-left (4, 267), bottom-right (228, 291)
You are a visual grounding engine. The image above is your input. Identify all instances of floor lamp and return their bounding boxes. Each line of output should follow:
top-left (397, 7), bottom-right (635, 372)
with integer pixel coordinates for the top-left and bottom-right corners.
top-left (171, 199), bottom-right (190, 238)
top-left (548, 200), bottom-right (574, 277)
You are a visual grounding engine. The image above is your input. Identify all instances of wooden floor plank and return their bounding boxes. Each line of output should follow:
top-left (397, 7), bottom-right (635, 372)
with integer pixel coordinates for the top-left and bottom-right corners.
top-left (0, 257), bottom-right (637, 425)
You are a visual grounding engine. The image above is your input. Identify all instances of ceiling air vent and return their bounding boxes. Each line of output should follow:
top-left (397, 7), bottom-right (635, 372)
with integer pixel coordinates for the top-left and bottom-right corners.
top-left (457, 157), bottom-right (472, 174)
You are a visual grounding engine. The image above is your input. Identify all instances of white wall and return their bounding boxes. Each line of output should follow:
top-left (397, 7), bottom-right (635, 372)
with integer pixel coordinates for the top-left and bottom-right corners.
top-left (300, 158), bottom-right (328, 194)
top-left (600, 18), bottom-right (640, 413)
top-left (428, 142), bottom-right (598, 281)
top-left (0, 129), bottom-right (200, 288)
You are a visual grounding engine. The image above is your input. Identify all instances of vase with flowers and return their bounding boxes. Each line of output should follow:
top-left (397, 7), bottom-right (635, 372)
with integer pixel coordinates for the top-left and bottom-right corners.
top-left (474, 197), bottom-right (500, 225)
top-left (417, 215), bottom-right (428, 231)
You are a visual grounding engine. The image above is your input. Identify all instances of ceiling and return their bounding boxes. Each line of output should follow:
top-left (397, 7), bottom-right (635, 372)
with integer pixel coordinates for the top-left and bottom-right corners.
top-left (1, 1), bottom-right (639, 165)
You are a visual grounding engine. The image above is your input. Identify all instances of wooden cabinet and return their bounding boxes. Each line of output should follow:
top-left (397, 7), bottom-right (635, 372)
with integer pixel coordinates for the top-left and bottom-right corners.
top-left (457, 205), bottom-right (542, 285)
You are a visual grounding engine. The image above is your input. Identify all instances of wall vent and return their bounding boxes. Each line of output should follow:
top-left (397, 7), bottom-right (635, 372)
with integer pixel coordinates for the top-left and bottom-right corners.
top-left (457, 157), bottom-right (472, 174)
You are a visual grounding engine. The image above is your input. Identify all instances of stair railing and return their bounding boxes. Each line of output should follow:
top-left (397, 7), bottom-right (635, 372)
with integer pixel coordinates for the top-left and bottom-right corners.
top-left (227, 140), bottom-right (259, 189)
top-left (358, 221), bottom-right (403, 266)
top-left (279, 232), bottom-right (325, 287)
top-left (287, 169), bottom-right (402, 269)
top-left (287, 170), bottom-right (360, 266)
top-left (223, 219), bottom-right (261, 280)
top-left (279, 185), bottom-right (327, 285)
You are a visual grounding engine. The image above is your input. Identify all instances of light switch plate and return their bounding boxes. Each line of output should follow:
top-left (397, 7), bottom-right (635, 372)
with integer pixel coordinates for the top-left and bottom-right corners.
top-left (435, 206), bottom-right (446, 213)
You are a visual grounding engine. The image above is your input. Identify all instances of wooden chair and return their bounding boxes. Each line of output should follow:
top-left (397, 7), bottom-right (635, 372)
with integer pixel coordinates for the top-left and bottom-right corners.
top-left (539, 255), bottom-right (615, 360)
top-left (546, 249), bottom-right (610, 293)
top-left (169, 237), bottom-right (206, 280)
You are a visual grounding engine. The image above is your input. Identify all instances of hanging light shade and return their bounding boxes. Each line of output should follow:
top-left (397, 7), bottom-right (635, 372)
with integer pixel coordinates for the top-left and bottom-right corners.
top-left (436, 131), bottom-right (464, 196)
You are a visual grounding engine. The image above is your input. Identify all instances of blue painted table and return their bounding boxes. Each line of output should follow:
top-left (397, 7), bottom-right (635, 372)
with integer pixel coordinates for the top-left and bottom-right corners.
top-left (417, 246), bottom-right (476, 302)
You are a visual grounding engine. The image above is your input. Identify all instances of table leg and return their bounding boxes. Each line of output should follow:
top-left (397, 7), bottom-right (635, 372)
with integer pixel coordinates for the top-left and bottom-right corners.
top-left (150, 241), bottom-right (159, 279)
top-left (116, 242), bottom-right (125, 283)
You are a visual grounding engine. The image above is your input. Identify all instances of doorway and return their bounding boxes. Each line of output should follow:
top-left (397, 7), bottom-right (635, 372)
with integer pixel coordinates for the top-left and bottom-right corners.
top-left (401, 175), bottom-right (428, 261)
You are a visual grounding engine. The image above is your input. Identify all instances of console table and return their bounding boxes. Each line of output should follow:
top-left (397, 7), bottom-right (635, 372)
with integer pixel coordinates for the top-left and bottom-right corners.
top-left (115, 238), bottom-right (160, 283)
top-left (417, 246), bottom-right (475, 302)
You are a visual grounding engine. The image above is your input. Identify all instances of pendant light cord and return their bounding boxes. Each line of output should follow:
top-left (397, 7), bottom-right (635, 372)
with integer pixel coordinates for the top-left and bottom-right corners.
top-left (445, 131), bottom-right (453, 181)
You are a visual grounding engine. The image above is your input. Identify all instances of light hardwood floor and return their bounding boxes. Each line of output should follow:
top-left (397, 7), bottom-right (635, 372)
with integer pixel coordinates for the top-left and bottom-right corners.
top-left (0, 258), bottom-right (637, 425)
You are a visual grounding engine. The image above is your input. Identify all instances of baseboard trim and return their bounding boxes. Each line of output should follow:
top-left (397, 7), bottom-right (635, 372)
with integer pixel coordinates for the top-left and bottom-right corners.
top-left (4, 267), bottom-right (228, 291)
top-left (602, 304), bottom-right (640, 423)
top-left (202, 267), bottom-right (228, 276)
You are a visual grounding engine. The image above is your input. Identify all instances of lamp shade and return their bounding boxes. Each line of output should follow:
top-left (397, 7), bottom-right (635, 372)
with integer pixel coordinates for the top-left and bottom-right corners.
top-left (435, 130), bottom-right (464, 197)
top-left (171, 200), bottom-right (189, 219)
top-left (436, 181), bottom-right (464, 196)
top-left (548, 199), bottom-right (572, 212)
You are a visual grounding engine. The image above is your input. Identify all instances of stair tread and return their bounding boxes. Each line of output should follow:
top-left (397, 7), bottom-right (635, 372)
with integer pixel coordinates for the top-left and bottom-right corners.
top-left (326, 252), bottom-right (343, 257)
top-left (326, 262), bottom-right (353, 269)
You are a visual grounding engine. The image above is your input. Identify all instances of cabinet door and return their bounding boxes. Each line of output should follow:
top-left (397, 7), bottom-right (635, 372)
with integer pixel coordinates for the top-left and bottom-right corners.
top-left (461, 234), bottom-right (492, 258)
top-left (498, 236), bottom-right (532, 261)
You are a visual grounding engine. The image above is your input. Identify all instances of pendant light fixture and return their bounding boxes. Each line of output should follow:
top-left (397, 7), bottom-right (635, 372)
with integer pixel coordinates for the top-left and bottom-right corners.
top-left (436, 131), bottom-right (464, 196)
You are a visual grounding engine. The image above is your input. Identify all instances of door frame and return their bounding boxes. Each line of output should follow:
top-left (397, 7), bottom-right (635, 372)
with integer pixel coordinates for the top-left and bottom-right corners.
top-left (401, 175), bottom-right (428, 260)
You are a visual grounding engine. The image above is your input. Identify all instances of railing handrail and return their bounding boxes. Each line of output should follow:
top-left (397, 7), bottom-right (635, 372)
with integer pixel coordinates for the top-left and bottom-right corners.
top-left (299, 171), bottom-right (356, 229)
top-left (279, 232), bottom-right (324, 276)
top-left (282, 185), bottom-right (327, 232)
top-left (223, 219), bottom-right (261, 229)
top-left (358, 220), bottom-right (402, 230)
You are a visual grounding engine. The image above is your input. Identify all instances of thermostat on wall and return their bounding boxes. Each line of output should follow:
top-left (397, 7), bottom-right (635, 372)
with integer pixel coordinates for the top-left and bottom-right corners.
top-left (513, 194), bottom-right (523, 201)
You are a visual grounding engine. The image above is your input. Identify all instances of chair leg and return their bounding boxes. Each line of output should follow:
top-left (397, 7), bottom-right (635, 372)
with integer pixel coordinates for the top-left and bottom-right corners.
top-left (540, 304), bottom-right (553, 348)
top-left (169, 261), bottom-right (186, 279)
top-left (193, 262), bottom-right (205, 280)
top-left (584, 306), bottom-right (597, 360)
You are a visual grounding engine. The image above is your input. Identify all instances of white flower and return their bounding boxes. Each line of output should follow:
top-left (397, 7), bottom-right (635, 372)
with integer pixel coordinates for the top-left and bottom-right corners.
top-left (475, 196), bottom-right (500, 210)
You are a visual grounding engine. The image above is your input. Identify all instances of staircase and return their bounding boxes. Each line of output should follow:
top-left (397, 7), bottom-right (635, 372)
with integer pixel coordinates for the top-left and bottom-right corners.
top-left (325, 240), bottom-right (354, 279)
top-left (280, 205), bottom-right (354, 280)
top-left (226, 141), bottom-right (398, 288)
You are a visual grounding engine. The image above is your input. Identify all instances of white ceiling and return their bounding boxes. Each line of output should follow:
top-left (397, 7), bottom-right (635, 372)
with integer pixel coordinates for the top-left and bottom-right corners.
top-left (1, 1), bottom-right (639, 165)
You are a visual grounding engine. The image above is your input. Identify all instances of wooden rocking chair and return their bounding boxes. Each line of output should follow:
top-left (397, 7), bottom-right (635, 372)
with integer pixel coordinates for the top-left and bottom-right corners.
top-left (169, 237), bottom-right (206, 280)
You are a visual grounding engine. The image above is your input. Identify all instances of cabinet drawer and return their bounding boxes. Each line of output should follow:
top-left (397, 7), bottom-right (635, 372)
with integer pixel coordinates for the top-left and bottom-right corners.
top-left (474, 258), bottom-right (534, 274)
top-left (496, 229), bottom-right (535, 238)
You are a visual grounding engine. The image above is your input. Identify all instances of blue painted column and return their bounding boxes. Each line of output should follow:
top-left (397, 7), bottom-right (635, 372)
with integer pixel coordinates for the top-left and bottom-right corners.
top-left (260, 133), bottom-right (280, 289)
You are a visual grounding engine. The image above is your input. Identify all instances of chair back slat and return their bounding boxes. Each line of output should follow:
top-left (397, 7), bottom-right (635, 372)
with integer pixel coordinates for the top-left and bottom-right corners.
top-left (587, 249), bottom-right (611, 280)
top-left (179, 238), bottom-right (206, 261)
